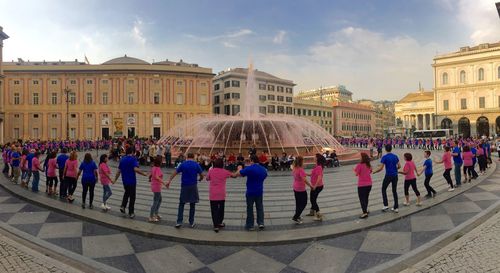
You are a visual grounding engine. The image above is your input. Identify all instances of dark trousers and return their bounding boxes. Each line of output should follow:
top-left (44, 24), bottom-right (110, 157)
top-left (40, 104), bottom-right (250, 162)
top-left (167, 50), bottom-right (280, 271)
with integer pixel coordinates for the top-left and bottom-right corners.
top-left (443, 168), bottom-right (453, 188)
top-left (210, 200), bottom-right (225, 227)
top-left (478, 156), bottom-right (487, 172)
top-left (82, 183), bottom-right (95, 205)
top-left (310, 186), bottom-right (323, 212)
top-left (121, 184), bottom-right (137, 215)
top-left (381, 175), bottom-right (398, 209)
top-left (357, 186), bottom-right (371, 213)
top-left (59, 169), bottom-right (67, 197)
top-left (47, 176), bottom-right (58, 187)
top-left (177, 202), bottom-right (196, 225)
top-left (469, 163), bottom-right (479, 178)
top-left (424, 174), bottom-right (436, 196)
top-left (66, 177), bottom-right (77, 196)
top-left (404, 179), bottom-right (420, 196)
top-left (245, 194), bottom-right (264, 229)
top-left (293, 190), bottom-right (307, 220)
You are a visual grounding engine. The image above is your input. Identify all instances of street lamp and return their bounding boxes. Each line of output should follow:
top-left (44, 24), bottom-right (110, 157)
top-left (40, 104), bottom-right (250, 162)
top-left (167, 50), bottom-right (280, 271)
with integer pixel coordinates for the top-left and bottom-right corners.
top-left (64, 87), bottom-right (71, 140)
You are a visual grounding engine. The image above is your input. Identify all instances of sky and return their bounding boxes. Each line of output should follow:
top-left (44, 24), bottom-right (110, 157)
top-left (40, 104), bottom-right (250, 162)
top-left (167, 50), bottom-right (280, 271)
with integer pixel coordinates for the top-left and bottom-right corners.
top-left (1, 0), bottom-right (499, 100)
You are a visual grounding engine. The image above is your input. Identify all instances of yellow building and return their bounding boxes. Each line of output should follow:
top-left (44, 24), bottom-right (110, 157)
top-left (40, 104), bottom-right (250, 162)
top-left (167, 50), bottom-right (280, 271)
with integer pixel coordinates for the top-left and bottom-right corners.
top-left (293, 98), bottom-right (333, 134)
top-left (295, 85), bottom-right (353, 102)
top-left (433, 42), bottom-right (500, 137)
top-left (358, 99), bottom-right (396, 136)
top-left (1, 55), bottom-right (213, 141)
top-left (394, 90), bottom-right (435, 135)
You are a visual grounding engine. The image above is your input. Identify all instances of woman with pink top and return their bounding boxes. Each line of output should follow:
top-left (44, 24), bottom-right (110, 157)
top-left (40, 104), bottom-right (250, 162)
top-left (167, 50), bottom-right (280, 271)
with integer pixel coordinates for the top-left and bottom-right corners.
top-left (291, 156), bottom-right (313, 225)
top-left (149, 157), bottom-right (165, 223)
top-left (63, 151), bottom-right (79, 203)
top-left (461, 145), bottom-right (474, 183)
top-left (307, 154), bottom-right (326, 221)
top-left (205, 158), bottom-right (236, 232)
top-left (46, 152), bottom-right (58, 195)
top-left (354, 153), bottom-right (372, 218)
top-left (31, 152), bottom-right (43, 193)
top-left (435, 146), bottom-right (454, 191)
top-left (399, 153), bottom-right (421, 206)
top-left (99, 154), bottom-right (113, 211)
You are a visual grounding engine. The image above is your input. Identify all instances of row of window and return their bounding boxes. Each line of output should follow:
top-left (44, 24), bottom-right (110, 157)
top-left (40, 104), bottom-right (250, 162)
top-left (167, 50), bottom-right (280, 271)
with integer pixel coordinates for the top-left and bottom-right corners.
top-left (341, 111), bottom-right (371, 120)
top-left (12, 79), bottom-right (194, 86)
top-left (213, 105), bottom-right (293, 115)
top-left (295, 108), bottom-right (333, 118)
top-left (442, 67), bottom-right (500, 85)
top-left (341, 124), bottom-right (372, 132)
top-left (11, 92), bottom-right (207, 106)
top-left (214, 81), bottom-right (293, 93)
top-left (442, 96), bottom-right (500, 111)
top-left (214, 94), bottom-right (293, 103)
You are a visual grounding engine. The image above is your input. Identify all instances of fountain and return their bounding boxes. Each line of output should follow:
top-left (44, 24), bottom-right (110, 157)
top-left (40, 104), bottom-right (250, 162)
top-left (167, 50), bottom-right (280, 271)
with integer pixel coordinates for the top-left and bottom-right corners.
top-left (159, 63), bottom-right (357, 161)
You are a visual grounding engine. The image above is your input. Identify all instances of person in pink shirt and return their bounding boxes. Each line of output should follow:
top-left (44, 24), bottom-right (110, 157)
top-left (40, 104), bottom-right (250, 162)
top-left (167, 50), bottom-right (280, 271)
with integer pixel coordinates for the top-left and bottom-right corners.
top-left (435, 146), bottom-right (454, 191)
top-left (461, 145), bottom-right (474, 183)
top-left (46, 151), bottom-right (58, 196)
top-left (354, 153), bottom-right (373, 218)
top-left (291, 156), bottom-right (313, 225)
top-left (399, 153), bottom-right (421, 206)
top-left (31, 152), bottom-right (43, 193)
top-left (149, 157), bottom-right (165, 223)
top-left (306, 154), bottom-right (326, 221)
top-left (205, 158), bottom-right (236, 232)
top-left (99, 154), bottom-right (113, 211)
top-left (63, 151), bottom-right (79, 202)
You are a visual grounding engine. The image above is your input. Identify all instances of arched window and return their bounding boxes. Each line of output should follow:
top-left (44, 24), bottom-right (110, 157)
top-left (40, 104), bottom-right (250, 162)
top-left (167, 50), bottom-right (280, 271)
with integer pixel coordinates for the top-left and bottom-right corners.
top-left (460, 70), bottom-right (466, 83)
top-left (478, 68), bottom-right (484, 81)
top-left (442, 72), bottom-right (448, 85)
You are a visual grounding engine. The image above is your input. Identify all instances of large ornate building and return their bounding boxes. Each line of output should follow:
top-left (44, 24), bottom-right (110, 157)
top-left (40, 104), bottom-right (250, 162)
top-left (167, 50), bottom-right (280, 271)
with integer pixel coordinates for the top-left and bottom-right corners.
top-left (433, 42), bottom-right (500, 137)
top-left (212, 68), bottom-right (294, 116)
top-left (331, 101), bottom-right (375, 137)
top-left (295, 85), bottom-right (353, 103)
top-left (1, 54), bottom-right (213, 141)
top-left (358, 99), bottom-right (396, 136)
top-left (394, 89), bottom-right (435, 135)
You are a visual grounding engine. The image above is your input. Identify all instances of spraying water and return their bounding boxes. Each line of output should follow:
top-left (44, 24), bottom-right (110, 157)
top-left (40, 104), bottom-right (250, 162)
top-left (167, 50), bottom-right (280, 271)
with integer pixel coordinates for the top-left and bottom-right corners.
top-left (243, 61), bottom-right (258, 118)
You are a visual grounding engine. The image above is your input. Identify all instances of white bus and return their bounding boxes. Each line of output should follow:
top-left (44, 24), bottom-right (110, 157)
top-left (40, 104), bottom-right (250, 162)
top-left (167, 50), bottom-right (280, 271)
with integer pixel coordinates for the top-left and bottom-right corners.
top-left (413, 129), bottom-right (453, 139)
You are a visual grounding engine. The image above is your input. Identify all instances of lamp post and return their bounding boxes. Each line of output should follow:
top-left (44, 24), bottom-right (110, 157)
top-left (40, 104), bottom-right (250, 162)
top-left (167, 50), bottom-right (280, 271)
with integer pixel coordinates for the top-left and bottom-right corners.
top-left (64, 87), bottom-right (71, 140)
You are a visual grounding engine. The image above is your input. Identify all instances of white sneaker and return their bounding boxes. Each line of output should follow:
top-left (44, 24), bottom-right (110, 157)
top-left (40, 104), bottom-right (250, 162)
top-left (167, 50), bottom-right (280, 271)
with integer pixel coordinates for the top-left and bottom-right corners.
top-left (403, 202), bottom-right (410, 206)
top-left (106, 205), bottom-right (111, 210)
top-left (381, 206), bottom-right (389, 212)
top-left (391, 208), bottom-right (399, 213)
top-left (448, 188), bottom-right (455, 192)
top-left (101, 204), bottom-right (107, 210)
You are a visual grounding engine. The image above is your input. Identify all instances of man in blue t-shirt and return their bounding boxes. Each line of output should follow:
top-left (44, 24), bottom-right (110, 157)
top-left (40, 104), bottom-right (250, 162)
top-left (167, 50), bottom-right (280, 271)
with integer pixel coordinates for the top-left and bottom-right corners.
top-left (114, 147), bottom-right (148, 218)
top-left (235, 155), bottom-right (268, 230)
top-left (167, 153), bottom-right (204, 228)
top-left (23, 150), bottom-right (35, 187)
top-left (419, 150), bottom-right (436, 198)
top-left (451, 141), bottom-right (463, 186)
top-left (57, 148), bottom-right (70, 198)
top-left (374, 144), bottom-right (401, 212)
top-left (470, 145), bottom-right (479, 179)
top-left (10, 146), bottom-right (21, 184)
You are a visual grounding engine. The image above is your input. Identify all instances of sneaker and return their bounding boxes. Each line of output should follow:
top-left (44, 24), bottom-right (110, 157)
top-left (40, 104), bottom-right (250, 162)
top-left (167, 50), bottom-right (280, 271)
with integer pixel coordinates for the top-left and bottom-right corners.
top-left (381, 206), bottom-right (389, 212)
top-left (306, 209), bottom-right (315, 216)
top-left (391, 208), bottom-right (399, 213)
top-left (432, 192), bottom-right (437, 198)
top-left (403, 202), bottom-right (410, 206)
top-left (246, 227), bottom-right (255, 231)
top-left (313, 214), bottom-right (323, 221)
top-left (218, 223), bottom-right (226, 228)
top-left (129, 213), bottom-right (135, 219)
top-left (148, 217), bottom-right (159, 223)
top-left (120, 207), bottom-right (126, 214)
top-left (359, 213), bottom-right (368, 219)
top-left (105, 205), bottom-right (111, 210)
top-left (190, 223), bottom-right (196, 228)
top-left (175, 223), bottom-right (182, 228)
top-left (100, 204), bottom-right (107, 210)
top-left (81, 204), bottom-right (86, 209)
top-left (258, 224), bottom-right (265, 230)
top-left (416, 202), bottom-right (422, 207)
top-left (213, 227), bottom-right (219, 233)
top-left (448, 188), bottom-right (455, 192)
top-left (292, 218), bottom-right (303, 224)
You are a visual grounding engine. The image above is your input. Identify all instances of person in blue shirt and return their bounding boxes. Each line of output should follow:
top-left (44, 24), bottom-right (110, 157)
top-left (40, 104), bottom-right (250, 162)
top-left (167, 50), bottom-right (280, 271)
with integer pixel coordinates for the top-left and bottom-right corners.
top-left (167, 153), bottom-right (204, 228)
top-left (373, 144), bottom-right (401, 213)
top-left (451, 141), bottom-right (463, 187)
top-left (23, 150), bottom-right (35, 188)
top-left (10, 146), bottom-right (21, 184)
top-left (235, 155), bottom-right (268, 230)
top-left (57, 148), bottom-right (70, 198)
top-left (114, 146), bottom-right (148, 218)
top-left (469, 144), bottom-right (479, 179)
top-left (418, 150), bottom-right (436, 198)
top-left (77, 153), bottom-right (98, 209)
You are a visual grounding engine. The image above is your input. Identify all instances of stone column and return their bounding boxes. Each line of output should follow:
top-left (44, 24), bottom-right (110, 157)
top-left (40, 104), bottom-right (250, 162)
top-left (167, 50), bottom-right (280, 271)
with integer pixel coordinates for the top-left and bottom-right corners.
top-left (430, 114), bottom-right (434, 129)
top-left (423, 114), bottom-right (428, 130)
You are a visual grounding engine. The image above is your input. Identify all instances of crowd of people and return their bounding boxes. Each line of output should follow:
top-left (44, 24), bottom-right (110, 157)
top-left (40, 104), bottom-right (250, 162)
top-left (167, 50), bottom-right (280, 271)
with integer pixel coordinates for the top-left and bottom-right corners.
top-left (0, 135), bottom-right (498, 233)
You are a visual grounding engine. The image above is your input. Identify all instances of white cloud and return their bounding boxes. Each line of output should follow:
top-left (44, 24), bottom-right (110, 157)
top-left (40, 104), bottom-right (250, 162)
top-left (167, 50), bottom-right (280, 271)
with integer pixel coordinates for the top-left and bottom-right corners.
top-left (260, 27), bottom-right (440, 100)
top-left (131, 18), bottom-right (146, 46)
top-left (222, 41), bottom-right (237, 48)
top-left (273, 30), bottom-right (287, 44)
top-left (185, 28), bottom-right (253, 48)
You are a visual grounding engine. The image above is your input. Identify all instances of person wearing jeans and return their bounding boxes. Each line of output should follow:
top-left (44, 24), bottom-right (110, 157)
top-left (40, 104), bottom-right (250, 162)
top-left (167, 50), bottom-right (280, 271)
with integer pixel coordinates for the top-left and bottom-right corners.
top-left (149, 157), bottom-right (165, 222)
top-left (167, 153), bottom-right (204, 228)
top-left (205, 158), bottom-right (235, 232)
top-left (235, 155), bottom-right (268, 231)
top-left (451, 141), bottom-right (463, 186)
top-left (418, 150), bottom-right (436, 198)
top-left (435, 146), bottom-right (454, 191)
top-left (291, 156), bottom-right (313, 224)
top-left (114, 146), bottom-right (148, 219)
top-left (99, 154), bottom-right (113, 211)
top-left (78, 153), bottom-right (98, 209)
top-left (307, 154), bottom-right (325, 221)
top-left (373, 144), bottom-right (401, 213)
top-left (57, 148), bottom-right (69, 199)
top-left (31, 152), bottom-right (43, 192)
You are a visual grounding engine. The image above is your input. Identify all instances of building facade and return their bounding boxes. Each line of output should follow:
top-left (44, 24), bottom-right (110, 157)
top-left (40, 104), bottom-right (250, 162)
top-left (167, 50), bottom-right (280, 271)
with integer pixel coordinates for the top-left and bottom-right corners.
top-left (0, 27), bottom-right (9, 144)
top-left (293, 98), bottom-right (333, 134)
top-left (212, 68), bottom-right (294, 116)
top-left (394, 90), bottom-right (435, 135)
top-left (331, 101), bottom-right (375, 137)
top-left (295, 85), bottom-right (353, 103)
top-left (358, 99), bottom-right (396, 136)
top-left (433, 42), bottom-right (500, 138)
top-left (1, 55), bottom-right (213, 141)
